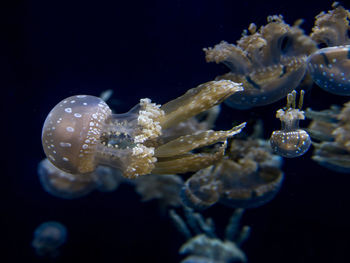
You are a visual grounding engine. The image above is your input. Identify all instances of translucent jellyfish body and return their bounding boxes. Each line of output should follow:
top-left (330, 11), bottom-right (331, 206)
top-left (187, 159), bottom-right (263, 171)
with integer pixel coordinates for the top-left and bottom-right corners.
top-left (181, 139), bottom-right (284, 209)
top-left (204, 15), bottom-right (316, 109)
top-left (42, 80), bottom-right (246, 179)
top-left (307, 46), bottom-right (350, 95)
top-left (32, 221), bottom-right (67, 257)
top-left (270, 90), bottom-right (311, 158)
top-left (308, 3), bottom-right (350, 95)
top-left (170, 208), bottom-right (249, 263)
top-left (38, 158), bottom-right (125, 199)
top-left (306, 102), bottom-right (350, 173)
top-left (134, 174), bottom-right (184, 208)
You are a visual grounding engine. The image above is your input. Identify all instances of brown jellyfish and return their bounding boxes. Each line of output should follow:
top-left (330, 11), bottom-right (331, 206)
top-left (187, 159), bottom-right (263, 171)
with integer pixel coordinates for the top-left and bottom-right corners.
top-left (181, 138), bottom-right (284, 209)
top-left (204, 15), bottom-right (317, 109)
top-left (307, 101), bottom-right (350, 173)
top-left (307, 3), bottom-right (350, 95)
top-left (180, 165), bottom-right (222, 210)
top-left (270, 90), bottom-right (311, 158)
top-left (42, 80), bottom-right (246, 179)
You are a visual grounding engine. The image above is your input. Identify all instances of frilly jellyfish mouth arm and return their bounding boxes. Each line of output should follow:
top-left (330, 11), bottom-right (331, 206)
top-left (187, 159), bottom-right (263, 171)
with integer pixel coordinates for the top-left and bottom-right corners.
top-left (154, 123), bottom-right (246, 158)
top-left (152, 142), bottom-right (227, 175)
top-left (158, 80), bottom-right (243, 129)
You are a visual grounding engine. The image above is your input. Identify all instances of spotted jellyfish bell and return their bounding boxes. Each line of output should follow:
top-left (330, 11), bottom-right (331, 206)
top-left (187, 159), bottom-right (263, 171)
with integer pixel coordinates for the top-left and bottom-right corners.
top-left (307, 3), bottom-right (350, 95)
top-left (41, 94), bottom-right (166, 178)
top-left (270, 90), bottom-right (311, 158)
top-left (307, 45), bottom-right (350, 95)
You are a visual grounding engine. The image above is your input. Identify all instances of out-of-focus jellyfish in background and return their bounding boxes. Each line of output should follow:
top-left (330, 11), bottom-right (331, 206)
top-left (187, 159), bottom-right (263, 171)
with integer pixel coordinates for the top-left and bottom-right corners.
top-left (41, 80), bottom-right (246, 181)
top-left (170, 207), bottom-right (249, 263)
top-left (270, 90), bottom-right (311, 158)
top-left (204, 15), bottom-right (316, 109)
top-left (181, 130), bottom-right (284, 210)
top-left (134, 174), bottom-right (184, 210)
top-left (307, 2), bottom-right (350, 95)
top-left (306, 101), bottom-right (350, 173)
top-left (32, 221), bottom-right (67, 258)
top-left (38, 158), bottom-right (126, 199)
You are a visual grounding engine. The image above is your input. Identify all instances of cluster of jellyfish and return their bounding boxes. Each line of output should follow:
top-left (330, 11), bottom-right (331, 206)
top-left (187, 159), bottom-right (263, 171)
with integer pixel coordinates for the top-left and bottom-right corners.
top-left (34, 2), bottom-right (350, 262)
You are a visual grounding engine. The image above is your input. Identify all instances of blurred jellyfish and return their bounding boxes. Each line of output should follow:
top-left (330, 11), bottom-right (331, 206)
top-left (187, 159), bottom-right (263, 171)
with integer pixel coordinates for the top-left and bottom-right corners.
top-left (38, 158), bottom-right (127, 199)
top-left (306, 101), bottom-right (350, 173)
top-left (307, 3), bottom-right (350, 95)
top-left (32, 221), bottom-right (67, 257)
top-left (204, 15), bottom-right (316, 109)
top-left (170, 207), bottom-right (249, 263)
top-left (38, 158), bottom-right (96, 199)
top-left (181, 138), bottom-right (284, 210)
top-left (135, 174), bottom-right (184, 209)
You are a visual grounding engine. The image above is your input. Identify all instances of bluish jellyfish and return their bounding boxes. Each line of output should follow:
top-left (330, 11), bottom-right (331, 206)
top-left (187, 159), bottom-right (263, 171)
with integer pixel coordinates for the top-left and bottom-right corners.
top-left (32, 221), bottom-right (67, 257)
top-left (38, 158), bottom-right (127, 198)
top-left (169, 208), bottom-right (249, 263)
top-left (38, 158), bottom-right (96, 199)
top-left (270, 90), bottom-right (311, 158)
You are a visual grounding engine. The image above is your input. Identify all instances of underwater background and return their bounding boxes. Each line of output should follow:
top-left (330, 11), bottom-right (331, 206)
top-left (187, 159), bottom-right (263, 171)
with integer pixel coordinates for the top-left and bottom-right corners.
top-left (3, 0), bottom-right (350, 262)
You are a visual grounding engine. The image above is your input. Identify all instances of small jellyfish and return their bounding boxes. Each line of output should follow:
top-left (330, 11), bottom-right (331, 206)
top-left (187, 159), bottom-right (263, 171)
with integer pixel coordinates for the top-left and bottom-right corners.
top-left (204, 15), bottom-right (316, 109)
top-left (270, 90), bottom-right (311, 158)
top-left (42, 81), bottom-right (245, 179)
top-left (32, 221), bottom-right (67, 257)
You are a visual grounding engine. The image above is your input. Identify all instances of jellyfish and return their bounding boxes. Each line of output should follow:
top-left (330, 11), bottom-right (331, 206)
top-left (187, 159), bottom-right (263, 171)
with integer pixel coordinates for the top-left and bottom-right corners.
top-left (38, 158), bottom-right (126, 199)
top-left (41, 80), bottom-right (246, 179)
top-left (181, 138), bottom-right (284, 210)
top-left (169, 207), bottom-right (249, 263)
top-left (307, 3), bottom-right (350, 95)
top-left (270, 90), bottom-right (311, 158)
top-left (204, 15), bottom-right (317, 109)
top-left (306, 101), bottom-right (350, 173)
top-left (134, 174), bottom-right (184, 209)
top-left (32, 221), bottom-right (67, 257)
